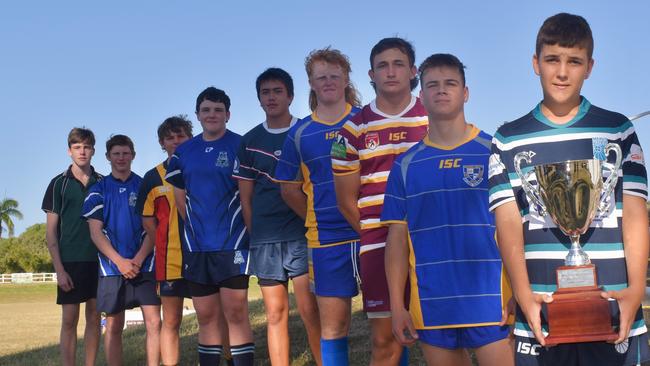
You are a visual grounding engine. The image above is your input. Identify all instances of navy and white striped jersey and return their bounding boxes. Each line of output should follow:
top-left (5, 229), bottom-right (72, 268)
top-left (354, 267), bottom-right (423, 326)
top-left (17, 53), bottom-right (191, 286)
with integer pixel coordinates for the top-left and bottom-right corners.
top-left (81, 173), bottom-right (153, 277)
top-left (488, 98), bottom-right (648, 338)
top-left (165, 131), bottom-right (248, 252)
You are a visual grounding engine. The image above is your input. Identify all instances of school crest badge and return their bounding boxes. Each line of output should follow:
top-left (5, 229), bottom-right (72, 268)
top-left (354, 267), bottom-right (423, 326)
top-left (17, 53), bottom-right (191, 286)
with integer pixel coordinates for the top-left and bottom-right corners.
top-left (365, 132), bottom-right (379, 150)
top-left (233, 250), bottom-right (245, 265)
top-left (463, 165), bottom-right (484, 187)
top-left (592, 137), bottom-right (608, 161)
top-left (128, 192), bottom-right (138, 207)
top-left (215, 151), bottom-right (229, 167)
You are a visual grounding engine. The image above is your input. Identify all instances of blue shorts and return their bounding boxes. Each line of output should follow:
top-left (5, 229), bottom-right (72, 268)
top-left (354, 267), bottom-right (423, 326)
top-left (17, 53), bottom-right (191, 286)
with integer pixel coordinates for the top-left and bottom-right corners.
top-left (418, 325), bottom-right (510, 350)
top-left (158, 278), bottom-right (191, 298)
top-left (308, 241), bottom-right (359, 297)
top-left (182, 250), bottom-right (248, 285)
top-left (514, 332), bottom-right (650, 366)
top-left (248, 239), bottom-right (308, 282)
top-left (97, 271), bottom-right (160, 315)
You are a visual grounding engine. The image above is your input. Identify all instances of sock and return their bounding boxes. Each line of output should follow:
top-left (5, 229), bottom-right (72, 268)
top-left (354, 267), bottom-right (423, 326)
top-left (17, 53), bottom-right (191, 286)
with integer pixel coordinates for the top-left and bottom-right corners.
top-left (321, 337), bottom-right (349, 366)
top-left (198, 344), bottom-right (222, 366)
top-left (399, 346), bottom-right (409, 366)
top-left (230, 342), bottom-right (255, 366)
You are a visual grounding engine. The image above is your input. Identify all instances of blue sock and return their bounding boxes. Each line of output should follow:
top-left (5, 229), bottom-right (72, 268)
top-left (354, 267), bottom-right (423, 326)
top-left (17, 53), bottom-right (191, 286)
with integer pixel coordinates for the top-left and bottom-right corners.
top-left (399, 346), bottom-right (409, 366)
top-left (198, 344), bottom-right (222, 366)
top-left (320, 337), bottom-right (349, 366)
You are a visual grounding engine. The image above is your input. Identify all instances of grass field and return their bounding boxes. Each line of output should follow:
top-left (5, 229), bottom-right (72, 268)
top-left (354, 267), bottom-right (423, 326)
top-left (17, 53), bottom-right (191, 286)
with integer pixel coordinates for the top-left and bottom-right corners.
top-left (0, 282), bottom-right (425, 365)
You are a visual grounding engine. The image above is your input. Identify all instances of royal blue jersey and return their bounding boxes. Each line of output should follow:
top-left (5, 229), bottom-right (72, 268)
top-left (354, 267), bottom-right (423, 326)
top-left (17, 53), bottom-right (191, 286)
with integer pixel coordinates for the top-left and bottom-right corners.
top-left (274, 104), bottom-right (360, 247)
top-left (165, 131), bottom-right (248, 252)
top-left (382, 127), bottom-right (510, 329)
top-left (81, 173), bottom-right (153, 277)
top-left (489, 98), bottom-right (648, 338)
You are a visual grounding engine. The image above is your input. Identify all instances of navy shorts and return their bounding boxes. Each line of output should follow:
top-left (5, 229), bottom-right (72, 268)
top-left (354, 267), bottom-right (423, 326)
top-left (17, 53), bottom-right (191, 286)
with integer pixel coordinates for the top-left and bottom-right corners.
top-left (97, 271), bottom-right (160, 315)
top-left (249, 239), bottom-right (308, 284)
top-left (182, 250), bottom-right (248, 285)
top-left (514, 332), bottom-right (650, 366)
top-left (309, 241), bottom-right (360, 297)
top-left (56, 261), bottom-right (98, 305)
top-left (188, 275), bottom-right (249, 297)
top-left (418, 325), bottom-right (510, 350)
top-left (158, 278), bottom-right (191, 298)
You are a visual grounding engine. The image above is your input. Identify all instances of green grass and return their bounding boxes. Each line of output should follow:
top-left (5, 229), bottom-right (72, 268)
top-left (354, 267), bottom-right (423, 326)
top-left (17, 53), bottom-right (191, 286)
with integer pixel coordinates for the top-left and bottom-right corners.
top-left (0, 282), bottom-right (426, 365)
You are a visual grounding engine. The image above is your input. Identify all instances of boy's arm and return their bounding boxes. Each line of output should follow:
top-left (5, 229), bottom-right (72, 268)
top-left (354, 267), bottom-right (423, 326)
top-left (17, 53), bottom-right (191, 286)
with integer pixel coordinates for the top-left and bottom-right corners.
top-left (45, 212), bottom-right (74, 292)
top-left (141, 216), bottom-right (157, 260)
top-left (333, 173), bottom-right (361, 234)
top-left (173, 188), bottom-right (187, 221)
top-left (132, 232), bottom-right (154, 271)
top-left (280, 182), bottom-right (307, 220)
top-left (494, 201), bottom-right (552, 346)
top-left (87, 218), bottom-right (138, 279)
top-left (602, 194), bottom-right (649, 343)
top-left (385, 222), bottom-right (418, 345)
top-left (237, 179), bottom-right (254, 233)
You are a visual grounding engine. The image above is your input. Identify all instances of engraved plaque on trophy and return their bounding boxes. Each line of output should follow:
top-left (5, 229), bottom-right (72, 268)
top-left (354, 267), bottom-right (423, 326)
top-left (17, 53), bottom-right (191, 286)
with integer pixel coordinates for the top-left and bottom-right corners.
top-left (514, 143), bottom-right (622, 346)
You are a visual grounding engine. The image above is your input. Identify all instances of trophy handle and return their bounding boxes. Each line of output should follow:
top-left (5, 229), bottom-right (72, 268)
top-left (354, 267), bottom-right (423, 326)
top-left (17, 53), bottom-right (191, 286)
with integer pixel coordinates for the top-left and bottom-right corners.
top-left (599, 143), bottom-right (623, 214)
top-left (514, 151), bottom-right (547, 216)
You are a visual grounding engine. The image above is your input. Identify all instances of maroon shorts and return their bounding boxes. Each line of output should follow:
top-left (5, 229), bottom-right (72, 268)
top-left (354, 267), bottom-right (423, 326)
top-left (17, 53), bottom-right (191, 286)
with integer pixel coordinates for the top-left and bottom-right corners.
top-left (360, 247), bottom-right (391, 314)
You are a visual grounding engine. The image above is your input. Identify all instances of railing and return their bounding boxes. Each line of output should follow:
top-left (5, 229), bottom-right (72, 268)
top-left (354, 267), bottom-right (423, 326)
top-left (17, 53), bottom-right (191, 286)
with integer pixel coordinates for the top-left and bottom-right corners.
top-left (0, 273), bottom-right (57, 284)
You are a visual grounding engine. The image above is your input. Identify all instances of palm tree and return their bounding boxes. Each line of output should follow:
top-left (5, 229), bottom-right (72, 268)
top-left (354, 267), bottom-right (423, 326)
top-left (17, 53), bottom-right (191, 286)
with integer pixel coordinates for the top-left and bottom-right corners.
top-left (0, 198), bottom-right (23, 239)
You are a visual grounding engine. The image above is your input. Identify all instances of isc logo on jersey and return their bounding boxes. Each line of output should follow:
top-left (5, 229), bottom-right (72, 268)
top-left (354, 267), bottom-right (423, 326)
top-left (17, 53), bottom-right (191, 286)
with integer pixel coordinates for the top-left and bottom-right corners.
top-left (516, 341), bottom-right (541, 356)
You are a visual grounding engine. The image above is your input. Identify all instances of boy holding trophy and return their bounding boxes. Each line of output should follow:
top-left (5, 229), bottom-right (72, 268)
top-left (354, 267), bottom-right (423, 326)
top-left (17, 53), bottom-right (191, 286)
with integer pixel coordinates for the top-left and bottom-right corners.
top-left (489, 13), bottom-right (650, 365)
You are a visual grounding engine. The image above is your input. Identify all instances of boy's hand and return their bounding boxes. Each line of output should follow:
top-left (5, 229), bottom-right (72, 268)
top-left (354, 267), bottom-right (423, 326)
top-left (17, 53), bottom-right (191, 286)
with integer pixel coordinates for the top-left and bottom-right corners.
top-left (518, 292), bottom-right (553, 346)
top-left (602, 287), bottom-right (644, 344)
top-left (56, 270), bottom-right (74, 292)
top-left (391, 307), bottom-right (418, 346)
top-left (116, 257), bottom-right (138, 279)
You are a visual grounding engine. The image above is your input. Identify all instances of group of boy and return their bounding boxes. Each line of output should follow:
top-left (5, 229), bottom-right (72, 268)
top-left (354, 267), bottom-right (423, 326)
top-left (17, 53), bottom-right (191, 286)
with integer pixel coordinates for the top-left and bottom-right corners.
top-left (42, 12), bottom-right (650, 366)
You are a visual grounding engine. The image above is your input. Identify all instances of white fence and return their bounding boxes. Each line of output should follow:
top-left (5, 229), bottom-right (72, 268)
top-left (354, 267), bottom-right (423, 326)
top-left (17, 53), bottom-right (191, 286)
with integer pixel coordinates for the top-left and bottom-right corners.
top-left (0, 272), bottom-right (57, 284)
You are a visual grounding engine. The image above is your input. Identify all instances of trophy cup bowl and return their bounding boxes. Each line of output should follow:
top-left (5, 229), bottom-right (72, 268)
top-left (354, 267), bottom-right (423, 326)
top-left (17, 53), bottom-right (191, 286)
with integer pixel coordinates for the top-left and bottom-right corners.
top-left (514, 143), bottom-right (622, 346)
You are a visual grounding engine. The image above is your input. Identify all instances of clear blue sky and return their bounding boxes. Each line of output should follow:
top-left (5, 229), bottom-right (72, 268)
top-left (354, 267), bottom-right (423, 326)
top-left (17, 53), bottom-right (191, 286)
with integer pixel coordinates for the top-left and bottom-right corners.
top-left (2, 1), bottom-right (650, 235)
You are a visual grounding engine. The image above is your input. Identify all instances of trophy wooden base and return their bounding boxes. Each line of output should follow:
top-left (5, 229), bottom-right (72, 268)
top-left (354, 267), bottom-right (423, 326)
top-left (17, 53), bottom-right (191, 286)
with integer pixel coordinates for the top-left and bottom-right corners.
top-left (545, 265), bottom-right (618, 346)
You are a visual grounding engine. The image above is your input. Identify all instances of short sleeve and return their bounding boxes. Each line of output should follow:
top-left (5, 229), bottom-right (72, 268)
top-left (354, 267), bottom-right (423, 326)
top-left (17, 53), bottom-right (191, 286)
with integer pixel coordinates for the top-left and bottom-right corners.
top-left (380, 161), bottom-right (407, 224)
top-left (274, 127), bottom-right (303, 183)
top-left (488, 132), bottom-right (516, 212)
top-left (620, 121), bottom-right (648, 200)
top-left (331, 121), bottom-right (360, 175)
top-left (135, 169), bottom-right (157, 217)
top-left (81, 183), bottom-right (104, 221)
top-left (232, 138), bottom-right (256, 181)
top-left (165, 151), bottom-right (185, 189)
top-left (42, 176), bottom-right (61, 214)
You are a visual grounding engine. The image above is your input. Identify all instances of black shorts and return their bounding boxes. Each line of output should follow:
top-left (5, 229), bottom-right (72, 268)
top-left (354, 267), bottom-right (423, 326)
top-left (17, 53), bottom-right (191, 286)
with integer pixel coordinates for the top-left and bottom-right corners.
top-left (97, 272), bottom-right (160, 315)
top-left (182, 250), bottom-right (249, 285)
top-left (514, 332), bottom-right (650, 366)
top-left (158, 279), bottom-right (191, 298)
top-left (56, 261), bottom-right (99, 305)
top-left (188, 275), bottom-right (250, 297)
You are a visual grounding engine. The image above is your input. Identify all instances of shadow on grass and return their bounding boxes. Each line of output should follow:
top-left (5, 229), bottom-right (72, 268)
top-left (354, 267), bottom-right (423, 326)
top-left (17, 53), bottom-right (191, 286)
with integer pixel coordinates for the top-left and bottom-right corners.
top-left (0, 295), bottom-right (425, 366)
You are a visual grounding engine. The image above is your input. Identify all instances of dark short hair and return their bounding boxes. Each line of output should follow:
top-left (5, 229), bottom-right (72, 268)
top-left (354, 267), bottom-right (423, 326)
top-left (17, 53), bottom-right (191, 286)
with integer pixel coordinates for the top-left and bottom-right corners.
top-left (105, 134), bottom-right (134, 155)
top-left (536, 13), bottom-right (594, 59)
top-left (255, 68), bottom-right (294, 100)
top-left (195, 87), bottom-right (231, 113)
top-left (370, 37), bottom-right (418, 90)
top-left (418, 53), bottom-right (467, 86)
top-left (157, 115), bottom-right (193, 142)
top-left (67, 127), bottom-right (95, 148)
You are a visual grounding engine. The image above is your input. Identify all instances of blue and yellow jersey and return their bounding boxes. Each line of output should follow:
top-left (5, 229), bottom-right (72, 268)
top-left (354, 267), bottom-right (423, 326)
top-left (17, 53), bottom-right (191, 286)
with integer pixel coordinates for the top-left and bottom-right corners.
top-left (82, 173), bottom-right (154, 277)
top-left (136, 161), bottom-right (184, 281)
top-left (489, 98), bottom-right (648, 338)
top-left (165, 131), bottom-right (248, 253)
top-left (274, 104), bottom-right (360, 248)
top-left (381, 127), bottom-right (511, 329)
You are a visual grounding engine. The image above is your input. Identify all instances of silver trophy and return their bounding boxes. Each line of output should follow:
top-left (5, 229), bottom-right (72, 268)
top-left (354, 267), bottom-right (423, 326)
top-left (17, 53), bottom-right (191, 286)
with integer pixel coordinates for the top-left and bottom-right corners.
top-left (514, 143), bottom-right (622, 267)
